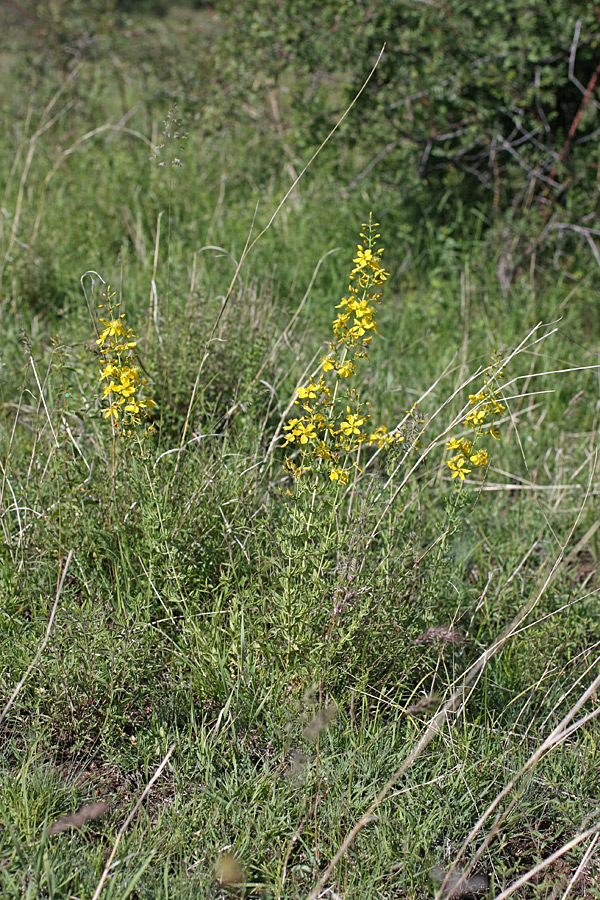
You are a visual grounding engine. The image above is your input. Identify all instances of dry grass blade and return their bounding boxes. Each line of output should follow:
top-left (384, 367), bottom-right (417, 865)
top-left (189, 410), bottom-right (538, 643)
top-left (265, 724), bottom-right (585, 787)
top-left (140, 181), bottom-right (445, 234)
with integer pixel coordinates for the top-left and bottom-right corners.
top-left (90, 744), bottom-right (175, 900)
top-left (492, 823), bottom-right (600, 900)
top-left (435, 453), bottom-right (599, 895)
top-left (172, 45), bottom-right (386, 481)
top-left (0, 550), bottom-right (72, 728)
top-left (559, 832), bottom-right (600, 900)
top-left (304, 656), bottom-right (496, 900)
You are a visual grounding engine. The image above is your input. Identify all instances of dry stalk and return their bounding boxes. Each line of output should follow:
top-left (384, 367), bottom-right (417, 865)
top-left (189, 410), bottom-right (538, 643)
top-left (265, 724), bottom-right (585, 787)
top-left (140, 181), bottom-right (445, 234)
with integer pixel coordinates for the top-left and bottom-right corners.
top-left (0, 550), bottom-right (72, 727)
top-left (90, 744), bottom-right (175, 900)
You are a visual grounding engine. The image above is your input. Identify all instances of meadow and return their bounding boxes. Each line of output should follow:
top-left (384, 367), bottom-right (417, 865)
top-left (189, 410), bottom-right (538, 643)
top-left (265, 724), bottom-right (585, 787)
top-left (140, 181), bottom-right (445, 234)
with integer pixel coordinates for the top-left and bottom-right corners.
top-left (1, 3), bottom-right (600, 898)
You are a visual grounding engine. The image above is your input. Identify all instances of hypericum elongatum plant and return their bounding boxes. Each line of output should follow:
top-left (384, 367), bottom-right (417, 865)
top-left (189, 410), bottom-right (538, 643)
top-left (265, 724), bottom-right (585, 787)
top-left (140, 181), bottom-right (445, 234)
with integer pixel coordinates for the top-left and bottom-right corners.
top-left (283, 214), bottom-right (403, 485)
top-left (445, 351), bottom-right (505, 482)
top-left (97, 286), bottom-right (155, 438)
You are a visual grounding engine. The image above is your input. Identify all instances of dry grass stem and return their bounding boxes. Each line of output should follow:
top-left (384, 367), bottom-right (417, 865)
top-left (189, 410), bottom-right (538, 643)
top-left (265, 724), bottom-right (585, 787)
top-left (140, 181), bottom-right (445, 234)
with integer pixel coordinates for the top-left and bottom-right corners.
top-left (0, 550), bottom-right (72, 728)
top-left (90, 744), bottom-right (175, 900)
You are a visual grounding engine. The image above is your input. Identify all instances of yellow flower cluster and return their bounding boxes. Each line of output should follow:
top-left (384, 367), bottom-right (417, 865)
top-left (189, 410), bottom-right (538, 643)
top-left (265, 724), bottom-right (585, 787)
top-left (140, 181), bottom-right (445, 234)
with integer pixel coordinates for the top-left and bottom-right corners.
top-left (97, 287), bottom-right (155, 435)
top-left (283, 215), bottom-right (402, 483)
top-left (446, 353), bottom-right (505, 481)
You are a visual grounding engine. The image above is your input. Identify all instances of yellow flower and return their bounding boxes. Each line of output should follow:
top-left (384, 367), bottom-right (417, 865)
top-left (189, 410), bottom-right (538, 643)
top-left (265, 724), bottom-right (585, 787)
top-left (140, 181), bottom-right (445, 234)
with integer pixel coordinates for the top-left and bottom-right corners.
top-left (333, 312), bottom-right (351, 334)
top-left (96, 288), bottom-right (154, 436)
top-left (351, 244), bottom-right (390, 283)
top-left (352, 299), bottom-right (372, 319)
top-left (103, 404), bottom-right (120, 420)
top-left (468, 391), bottom-right (485, 405)
top-left (329, 467), bottom-right (349, 484)
top-left (283, 418), bottom-right (317, 445)
top-left (340, 410), bottom-right (365, 437)
top-left (295, 422), bottom-right (317, 444)
top-left (282, 215), bottom-right (395, 482)
top-left (314, 440), bottom-right (333, 461)
top-left (446, 437), bottom-right (473, 456)
top-left (469, 449), bottom-right (489, 467)
top-left (297, 384), bottom-right (317, 401)
top-left (464, 407), bottom-right (488, 428)
top-left (283, 418), bottom-right (301, 444)
top-left (368, 425), bottom-right (403, 448)
top-left (352, 246), bottom-right (375, 269)
top-left (125, 398), bottom-right (152, 415)
top-left (446, 351), bottom-right (505, 486)
top-left (447, 455), bottom-right (471, 480)
top-left (97, 318), bottom-right (126, 346)
top-left (99, 362), bottom-right (119, 381)
top-left (102, 381), bottom-right (119, 399)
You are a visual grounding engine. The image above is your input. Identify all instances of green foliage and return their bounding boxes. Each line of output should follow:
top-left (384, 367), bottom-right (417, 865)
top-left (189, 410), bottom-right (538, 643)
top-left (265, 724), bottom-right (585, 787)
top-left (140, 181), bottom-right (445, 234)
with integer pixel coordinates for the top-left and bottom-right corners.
top-left (217, 0), bottom-right (600, 247)
top-left (1, 4), bottom-right (600, 898)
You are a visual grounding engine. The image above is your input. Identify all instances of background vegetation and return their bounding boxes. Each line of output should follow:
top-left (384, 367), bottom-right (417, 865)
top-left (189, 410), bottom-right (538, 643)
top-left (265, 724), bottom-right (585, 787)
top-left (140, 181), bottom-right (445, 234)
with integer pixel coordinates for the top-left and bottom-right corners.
top-left (1, 1), bottom-right (599, 898)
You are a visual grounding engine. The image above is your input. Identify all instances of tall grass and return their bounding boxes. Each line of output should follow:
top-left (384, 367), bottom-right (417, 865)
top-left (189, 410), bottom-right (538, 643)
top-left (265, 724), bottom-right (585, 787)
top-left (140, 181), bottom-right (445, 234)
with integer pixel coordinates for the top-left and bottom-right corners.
top-left (1, 6), bottom-right (599, 899)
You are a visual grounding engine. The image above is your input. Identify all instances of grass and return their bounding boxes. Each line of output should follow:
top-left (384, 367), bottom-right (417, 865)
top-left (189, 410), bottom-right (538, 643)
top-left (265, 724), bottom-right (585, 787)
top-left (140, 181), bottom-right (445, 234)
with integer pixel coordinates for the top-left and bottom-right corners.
top-left (1, 4), bottom-right (600, 899)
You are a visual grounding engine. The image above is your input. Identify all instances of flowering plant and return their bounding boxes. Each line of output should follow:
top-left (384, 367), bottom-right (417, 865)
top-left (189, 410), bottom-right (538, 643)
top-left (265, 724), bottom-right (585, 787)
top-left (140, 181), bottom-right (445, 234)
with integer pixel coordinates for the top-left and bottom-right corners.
top-left (445, 351), bottom-right (505, 482)
top-left (283, 215), bottom-right (403, 484)
top-left (97, 286), bottom-right (155, 437)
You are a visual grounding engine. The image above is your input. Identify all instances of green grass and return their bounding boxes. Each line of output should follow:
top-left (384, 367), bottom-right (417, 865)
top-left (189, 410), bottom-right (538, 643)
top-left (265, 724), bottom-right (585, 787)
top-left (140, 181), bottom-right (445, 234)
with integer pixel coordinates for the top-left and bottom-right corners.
top-left (1, 5), bottom-right (600, 899)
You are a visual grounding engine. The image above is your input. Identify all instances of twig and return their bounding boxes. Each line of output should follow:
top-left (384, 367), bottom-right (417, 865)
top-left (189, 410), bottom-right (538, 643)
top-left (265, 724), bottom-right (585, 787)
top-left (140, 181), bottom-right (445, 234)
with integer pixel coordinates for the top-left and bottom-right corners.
top-left (568, 21), bottom-right (600, 110)
top-left (496, 135), bottom-right (563, 190)
top-left (537, 24), bottom-right (600, 222)
top-left (550, 223), bottom-right (600, 268)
